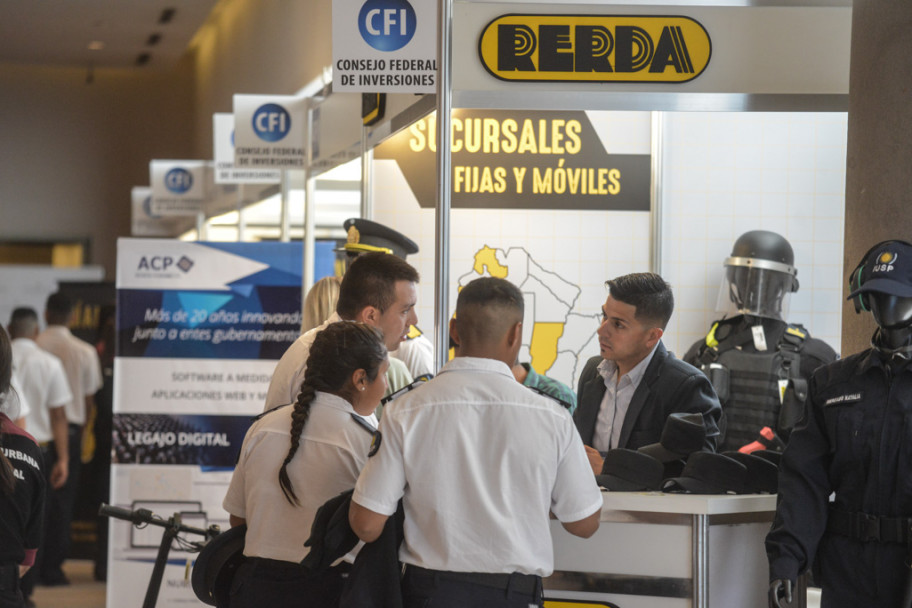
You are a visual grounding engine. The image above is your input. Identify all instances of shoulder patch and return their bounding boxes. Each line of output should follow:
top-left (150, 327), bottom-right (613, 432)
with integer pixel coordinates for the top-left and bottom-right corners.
top-left (368, 431), bottom-right (382, 457)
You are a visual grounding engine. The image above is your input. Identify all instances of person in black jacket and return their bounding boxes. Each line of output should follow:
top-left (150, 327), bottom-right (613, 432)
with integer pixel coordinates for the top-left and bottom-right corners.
top-left (0, 327), bottom-right (46, 608)
top-left (767, 239), bottom-right (912, 607)
top-left (574, 272), bottom-right (723, 475)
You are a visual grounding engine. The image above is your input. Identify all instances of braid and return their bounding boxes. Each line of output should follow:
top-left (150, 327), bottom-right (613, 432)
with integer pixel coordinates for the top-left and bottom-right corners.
top-left (0, 436), bottom-right (14, 495)
top-left (0, 327), bottom-right (16, 495)
top-left (278, 380), bottom-right (317, 506)
top-left (275, 321), bottom-right (388, 506)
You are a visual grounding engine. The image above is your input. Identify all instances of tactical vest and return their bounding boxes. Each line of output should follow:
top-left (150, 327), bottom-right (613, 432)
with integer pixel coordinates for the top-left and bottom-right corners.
top-left (697, 322), bottom-right (809, 452)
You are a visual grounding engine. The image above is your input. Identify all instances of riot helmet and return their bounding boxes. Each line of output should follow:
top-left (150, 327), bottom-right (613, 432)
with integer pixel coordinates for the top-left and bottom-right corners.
top-left (715, 230), bottom-right (798, 320)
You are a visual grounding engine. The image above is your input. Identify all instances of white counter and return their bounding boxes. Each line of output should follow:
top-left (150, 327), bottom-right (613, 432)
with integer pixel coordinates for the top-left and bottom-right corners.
top-left (544, 492), bottom-right (777, 608)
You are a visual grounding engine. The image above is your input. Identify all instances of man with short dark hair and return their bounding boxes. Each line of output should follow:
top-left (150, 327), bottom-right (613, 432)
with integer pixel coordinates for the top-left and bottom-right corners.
top-left (574, 273), bottom-right (723, 475)
top-left (35, 291), bottom-right (102, 586)
top-left (264, 251), bottom-right (420, 410)
top-left (350, 277), bottom-right (602, 608)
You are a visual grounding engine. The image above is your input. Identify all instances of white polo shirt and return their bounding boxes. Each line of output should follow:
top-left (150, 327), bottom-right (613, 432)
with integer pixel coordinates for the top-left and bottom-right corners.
top-left (36, 326), bottom-right (102, 426)
top-left (263, 313), bottom-right (343, 411)
top-left (224, 392), bottom-right (377, 562)
top-left (263, 314), bottom-right (413, 412)
top-left (353, 356), bottom-right (603, 577)
top-left (11, 338), bottom-right (72, 443)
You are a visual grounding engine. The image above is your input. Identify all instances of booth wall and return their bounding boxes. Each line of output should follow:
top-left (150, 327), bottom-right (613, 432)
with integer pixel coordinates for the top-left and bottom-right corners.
top-left (661, 112), bottom-right (847, 359)
top-left (0, 60), bottom-right (195, 276)
top-left (187, 0), bottom-right (334, 159)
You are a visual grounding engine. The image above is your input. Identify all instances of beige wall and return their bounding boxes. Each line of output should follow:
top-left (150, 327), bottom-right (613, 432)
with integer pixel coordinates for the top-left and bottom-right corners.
top-left (0, 60), bottom-right (195, 276)
top-left (188, 0), bottom-right (333, 158)
top-left (0, 0), bottom-right (334, 277)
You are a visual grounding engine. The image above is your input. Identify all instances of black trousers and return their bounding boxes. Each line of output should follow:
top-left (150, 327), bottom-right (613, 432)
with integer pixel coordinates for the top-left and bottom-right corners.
top-left (402, 566), bottom-right (544, 608)
top-left (0, 564), bottom-right (23, 608)
top-left (22, 425), bottom-right (82, 598)
top-left (228, 558), bottom-right (348, 608)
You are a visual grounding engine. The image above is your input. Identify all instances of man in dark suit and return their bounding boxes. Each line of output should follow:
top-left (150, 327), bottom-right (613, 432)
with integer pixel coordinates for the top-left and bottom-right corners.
top-left (574, 273), bottom-right (723, 475)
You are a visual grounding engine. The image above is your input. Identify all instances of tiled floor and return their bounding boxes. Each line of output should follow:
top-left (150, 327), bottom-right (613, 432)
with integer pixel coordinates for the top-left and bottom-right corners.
top-left (32, 560), bottom-right (105, 608)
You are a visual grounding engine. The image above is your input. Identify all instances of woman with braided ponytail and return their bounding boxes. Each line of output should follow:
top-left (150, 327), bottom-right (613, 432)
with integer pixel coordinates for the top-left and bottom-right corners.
top-left (0, 327), bottom-right (46, 608)
top-left (223, 321), bottom-right (388, 608)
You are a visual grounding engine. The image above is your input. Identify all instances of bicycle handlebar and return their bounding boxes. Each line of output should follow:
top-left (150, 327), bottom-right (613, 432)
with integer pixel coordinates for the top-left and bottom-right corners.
top-left (99, 503), bottom-right (218, 539)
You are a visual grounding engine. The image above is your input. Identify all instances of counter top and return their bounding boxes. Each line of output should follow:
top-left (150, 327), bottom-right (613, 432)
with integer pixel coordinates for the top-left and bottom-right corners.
top-left (599, 491), bottom-right (777, 516)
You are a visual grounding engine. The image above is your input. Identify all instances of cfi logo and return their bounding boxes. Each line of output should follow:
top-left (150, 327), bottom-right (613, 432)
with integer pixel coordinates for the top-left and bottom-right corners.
top-left (873, 251), bottom-right (898, 273)
top-left (358, 0), bottom-right (417, 52)
top-left (252, 103), bottom-right (291, 142)
top-left (164, 168), bottom-right (193, 194)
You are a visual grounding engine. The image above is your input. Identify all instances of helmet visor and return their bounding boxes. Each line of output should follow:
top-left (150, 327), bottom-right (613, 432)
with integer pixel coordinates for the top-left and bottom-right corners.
top-left (716, 265), bottom-right (796, 319)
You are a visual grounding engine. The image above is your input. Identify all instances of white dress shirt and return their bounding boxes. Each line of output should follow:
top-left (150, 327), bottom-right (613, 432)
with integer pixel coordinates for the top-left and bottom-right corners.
top-left (11, 338), bottom-right (72, 442)
top-left (354, 356), bottom-right (603, 576)
top-left (36, 326), bottom-right (102, 426)
top-left (592, 343), bottom-right (659, 452)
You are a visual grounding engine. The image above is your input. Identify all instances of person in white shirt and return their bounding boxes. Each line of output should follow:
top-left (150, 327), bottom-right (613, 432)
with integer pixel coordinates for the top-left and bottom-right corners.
top-left (8, 308), bottom-right (71, 488)
top-left (350, 277), bottom-right (603, 608)
top-left (33, 292), bottom-right (102, 587)
top-left (224, 321), bottom-right (389, 608)
top-left (264, 252), bottom-right (419, 411)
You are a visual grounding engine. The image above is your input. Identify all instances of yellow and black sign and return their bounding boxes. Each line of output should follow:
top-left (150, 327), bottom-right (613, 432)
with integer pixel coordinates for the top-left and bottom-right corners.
top-left (479, 14), bottom-right (711, 83)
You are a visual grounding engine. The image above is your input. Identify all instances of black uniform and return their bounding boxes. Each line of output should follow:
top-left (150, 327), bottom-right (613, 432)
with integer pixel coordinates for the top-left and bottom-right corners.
top-left (766, 348), bottom-right (912, 606)
top-left (683, 316), bottom-right (837, 451)
top-left (0, 415), bottom-right (46, 608)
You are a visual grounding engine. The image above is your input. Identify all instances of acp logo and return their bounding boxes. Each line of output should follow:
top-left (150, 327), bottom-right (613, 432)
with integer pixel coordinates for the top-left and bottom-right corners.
top-left (164, 168), bottom-right (193, 194)
top-left (359, 0), bottom-right (417, 51)
top-left (137, 255), bottom-right (194, 273)
top-left (252, 103), bottom-right (291, 142)
top-left (478, 15), bottom-right (711, 83)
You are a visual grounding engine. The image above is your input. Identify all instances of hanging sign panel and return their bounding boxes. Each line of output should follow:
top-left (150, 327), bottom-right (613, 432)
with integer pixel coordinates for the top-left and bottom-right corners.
top-left (232, 94), bottom-right (307, 169)
top-left (149, 160), bottom-right (207, 216)
top-left (478, 14), bottom-right (711, 83)
top-left (131, 187), bottom-right (194, 237)
top-left (374, 109), bottom-right (650, 210)
top-left (332, 0), bottom-right (437, 93)
top-left (213, 113), bottom-right (282, 184)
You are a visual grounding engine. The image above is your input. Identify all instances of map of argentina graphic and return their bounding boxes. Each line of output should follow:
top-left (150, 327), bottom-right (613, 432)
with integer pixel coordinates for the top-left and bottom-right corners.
top-left (457, 245), bottom-right (598, 386)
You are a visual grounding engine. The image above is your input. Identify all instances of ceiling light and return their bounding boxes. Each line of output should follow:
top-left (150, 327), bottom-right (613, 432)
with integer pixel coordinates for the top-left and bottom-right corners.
top-left (146, 33), bottom-right (162, 46)
top-left (135, 53), bottom-right (151, 66)
top-left (158, 8), bottom-right (176, 24)
top-left (88, 41), bottom-right (105, 51)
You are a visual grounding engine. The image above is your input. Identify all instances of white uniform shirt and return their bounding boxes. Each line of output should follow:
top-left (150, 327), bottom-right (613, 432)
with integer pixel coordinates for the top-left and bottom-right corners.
top-left (11, 338), bottom-right (72, 442)
top-left (36, 326), bottom-right (102, 426)
top-left (353, 356), bottom-right (603, 577)
top-left (224, 392), bottom-right (377, 562)
top-left (263, 313), bottom-right (343, 411)
top-left (593, 343), bottom-right (659, 452)
top-left (390, 334), bottom-right (435, 378)
top-left (264, 313), bottom-right (413, 412)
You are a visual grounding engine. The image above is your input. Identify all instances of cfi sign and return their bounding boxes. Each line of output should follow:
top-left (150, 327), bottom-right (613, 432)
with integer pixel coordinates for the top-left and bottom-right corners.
top-left (478, 14), bottom-right (711, 84)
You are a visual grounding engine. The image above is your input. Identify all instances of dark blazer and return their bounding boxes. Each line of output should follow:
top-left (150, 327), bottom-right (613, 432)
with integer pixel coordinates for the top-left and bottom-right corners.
top-left (574, 342), bottom-right (722, 452)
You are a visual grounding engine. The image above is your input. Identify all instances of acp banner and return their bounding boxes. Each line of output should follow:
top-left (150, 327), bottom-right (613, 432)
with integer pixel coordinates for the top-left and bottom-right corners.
top-left (233, 94), bottom-right (306, 169)
top-left (110, 238), bottom-right (303, 607)
top-left (115, 238), bottom-right (303, 414)
top-left (150, 160), bottom-right (208, 216)
top-left (375, 109), bottom-right (650, 211)
top-left (332, 0), bottom-right (436, 93)
top-left (213, 113), bottom-right (282, 184)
